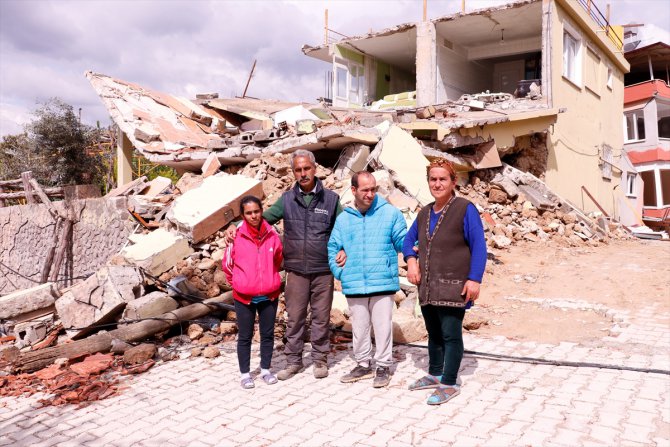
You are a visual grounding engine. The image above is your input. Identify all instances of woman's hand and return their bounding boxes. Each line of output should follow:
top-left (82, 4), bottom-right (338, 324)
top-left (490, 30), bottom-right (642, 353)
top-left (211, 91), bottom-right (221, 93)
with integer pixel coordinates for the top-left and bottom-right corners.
top-left (461, 280), bottom-right (480, 303)
top-left (407, 258), bottom-right (421, 285)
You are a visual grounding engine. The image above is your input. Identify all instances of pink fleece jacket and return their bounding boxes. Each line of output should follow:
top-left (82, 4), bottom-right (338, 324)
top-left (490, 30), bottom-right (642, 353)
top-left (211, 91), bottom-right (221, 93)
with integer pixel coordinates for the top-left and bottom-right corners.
top-left (222, 220), bottom-right (283, 305)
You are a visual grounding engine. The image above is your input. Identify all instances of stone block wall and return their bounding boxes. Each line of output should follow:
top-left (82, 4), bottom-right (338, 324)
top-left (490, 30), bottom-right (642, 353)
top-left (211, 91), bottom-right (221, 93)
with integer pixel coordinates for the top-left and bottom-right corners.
top-left (0, 197), bottom-right (134, 295)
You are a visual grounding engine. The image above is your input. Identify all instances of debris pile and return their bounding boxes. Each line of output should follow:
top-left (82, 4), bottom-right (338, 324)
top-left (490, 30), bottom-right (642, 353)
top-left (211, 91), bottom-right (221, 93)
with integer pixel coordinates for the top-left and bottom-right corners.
top-left (0, 113), bottom-right (638, 404)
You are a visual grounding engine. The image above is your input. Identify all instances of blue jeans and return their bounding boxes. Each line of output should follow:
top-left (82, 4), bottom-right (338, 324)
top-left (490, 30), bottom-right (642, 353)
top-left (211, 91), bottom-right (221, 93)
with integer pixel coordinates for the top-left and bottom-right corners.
top-left (420, 305), bottom-right (465, 386)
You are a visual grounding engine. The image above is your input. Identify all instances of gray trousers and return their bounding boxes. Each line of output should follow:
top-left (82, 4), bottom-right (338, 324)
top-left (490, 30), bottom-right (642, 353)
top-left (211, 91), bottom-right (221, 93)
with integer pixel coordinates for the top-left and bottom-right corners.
top-left (284, 271), bottom-right (334, 366)
top-left (346, 294), bottom-right (394, 368)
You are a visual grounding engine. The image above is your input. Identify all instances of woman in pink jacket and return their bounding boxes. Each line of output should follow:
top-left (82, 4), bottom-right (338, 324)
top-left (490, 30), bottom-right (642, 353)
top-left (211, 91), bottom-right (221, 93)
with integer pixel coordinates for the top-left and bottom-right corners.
top-left (223, 195), bottom-right (283, 389)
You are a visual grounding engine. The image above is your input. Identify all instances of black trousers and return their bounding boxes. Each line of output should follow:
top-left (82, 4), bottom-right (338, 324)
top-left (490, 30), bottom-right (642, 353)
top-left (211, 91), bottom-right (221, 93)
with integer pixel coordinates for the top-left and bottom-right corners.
top-left (421, 305), bottom-right (466, 386)
top-left (234, 299), bottom-right (278, 374)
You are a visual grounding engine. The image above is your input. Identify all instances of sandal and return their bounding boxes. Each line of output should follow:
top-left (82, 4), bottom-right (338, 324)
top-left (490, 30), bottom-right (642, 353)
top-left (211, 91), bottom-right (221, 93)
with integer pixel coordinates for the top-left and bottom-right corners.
top-left (241, 377), bottom-right (255, 389)
top-left (408, 375), bottom-right (441, 391)
top-left (427, 386), bottom-right (460, 405)
top-left (261, 372), bottom-right (278, 385)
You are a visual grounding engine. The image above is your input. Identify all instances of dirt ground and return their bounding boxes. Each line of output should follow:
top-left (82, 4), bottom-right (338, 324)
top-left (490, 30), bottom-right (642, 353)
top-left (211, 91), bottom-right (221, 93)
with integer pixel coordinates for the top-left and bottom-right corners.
top-left (466, 239), bottom-right (670, 344)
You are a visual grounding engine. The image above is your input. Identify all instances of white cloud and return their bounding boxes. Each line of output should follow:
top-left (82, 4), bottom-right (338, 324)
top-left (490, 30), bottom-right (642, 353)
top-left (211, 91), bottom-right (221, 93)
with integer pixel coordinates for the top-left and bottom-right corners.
top-left (0, 0), bottom-right (668, 138)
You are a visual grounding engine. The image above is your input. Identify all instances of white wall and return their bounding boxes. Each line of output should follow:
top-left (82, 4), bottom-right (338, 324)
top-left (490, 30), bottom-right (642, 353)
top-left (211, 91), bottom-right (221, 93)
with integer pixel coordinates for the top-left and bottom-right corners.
top-left (436, 43), bottom-right (493, 102)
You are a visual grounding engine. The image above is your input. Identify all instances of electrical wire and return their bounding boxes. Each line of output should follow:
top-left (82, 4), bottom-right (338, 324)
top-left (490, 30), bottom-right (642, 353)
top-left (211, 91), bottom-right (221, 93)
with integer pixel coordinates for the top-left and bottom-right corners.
top-left (332, 329), bottom-right (670, 376)
top-left (0, 260), bottom-right (93, 284)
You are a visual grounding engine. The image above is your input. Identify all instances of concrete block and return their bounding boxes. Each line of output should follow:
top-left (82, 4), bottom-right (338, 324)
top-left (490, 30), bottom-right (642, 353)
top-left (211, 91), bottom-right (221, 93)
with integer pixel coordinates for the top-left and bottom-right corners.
top-left (488, 187), bottom-right (508, 204)
top-left (201, 153), bottom-right (222, 178)
top-left (121, 228), bottom-right (193, 275)
top-left (140, 176), bottom-right (172, 197)
top-left (123, 343), bottom-right (156, 365)
top-left (13, 315), bottom-right (53, 347)
top-left (55, 266), bottom-right (144, 332)
top-left (370, 125), bottom-right (433, 206)
top-left (167, 173), bottom-right (263, 242)
top-left (392, 312), bottom-right (427, 343)
top-left (0, 283), bottom-right (57, 320)
top-left (121, 291), bottom-right (178, 321)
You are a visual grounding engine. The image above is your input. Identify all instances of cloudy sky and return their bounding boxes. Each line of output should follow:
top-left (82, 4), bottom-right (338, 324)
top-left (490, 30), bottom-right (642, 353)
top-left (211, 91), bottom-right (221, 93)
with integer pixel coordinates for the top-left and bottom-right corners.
top-left (1, 0), bottom-right (668, 136)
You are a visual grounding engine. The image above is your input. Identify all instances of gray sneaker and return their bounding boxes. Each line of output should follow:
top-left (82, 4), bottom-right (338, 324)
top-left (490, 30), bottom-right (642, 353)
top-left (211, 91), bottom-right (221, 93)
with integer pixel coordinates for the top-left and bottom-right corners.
top-left (373, 366), bottom-right (391, 388)
top-left (277, 364), bottom-right (302, 381)
top-left (340, 364), bottom-right (373, 383)
top-left (313, 362), bottom-right (328, 379)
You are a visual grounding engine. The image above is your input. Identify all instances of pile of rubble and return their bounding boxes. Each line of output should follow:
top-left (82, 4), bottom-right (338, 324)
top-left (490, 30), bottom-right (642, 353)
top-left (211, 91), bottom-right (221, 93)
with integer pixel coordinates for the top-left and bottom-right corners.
top-left (0, 121), bottom-right (635, 403)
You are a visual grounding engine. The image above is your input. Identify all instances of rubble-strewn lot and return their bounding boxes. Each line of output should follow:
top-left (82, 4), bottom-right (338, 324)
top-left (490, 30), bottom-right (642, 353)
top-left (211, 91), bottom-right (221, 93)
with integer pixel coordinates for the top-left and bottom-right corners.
top-left (0, 117), bottom-right (658, 412)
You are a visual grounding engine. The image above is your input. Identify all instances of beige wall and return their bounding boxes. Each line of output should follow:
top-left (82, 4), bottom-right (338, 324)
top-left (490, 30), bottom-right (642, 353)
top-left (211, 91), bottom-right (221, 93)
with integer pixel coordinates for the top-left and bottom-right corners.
top-left (544, 0), bottom-right (629, 219)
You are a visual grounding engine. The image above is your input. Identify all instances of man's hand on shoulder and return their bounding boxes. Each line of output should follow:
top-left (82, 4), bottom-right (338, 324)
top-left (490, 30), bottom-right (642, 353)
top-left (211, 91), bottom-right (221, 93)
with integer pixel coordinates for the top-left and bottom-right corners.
top-left (224, 224), bottom-right (237, 244)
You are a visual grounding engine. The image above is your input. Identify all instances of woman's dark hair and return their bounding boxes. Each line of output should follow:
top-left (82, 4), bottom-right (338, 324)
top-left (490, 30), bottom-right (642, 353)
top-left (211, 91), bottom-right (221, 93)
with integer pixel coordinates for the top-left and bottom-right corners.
top-left (239, 195), bottom-right (263, 214)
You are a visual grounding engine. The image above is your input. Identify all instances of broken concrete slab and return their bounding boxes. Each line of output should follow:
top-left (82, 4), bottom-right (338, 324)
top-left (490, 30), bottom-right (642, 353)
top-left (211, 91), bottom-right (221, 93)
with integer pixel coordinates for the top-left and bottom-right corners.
top-left (175, 172), bottom-right (204, 194)
top-left (121, 228), bottom-right (193, 276)
top-left (201, 153), bottom-right (222, 178)
top-left (140, 176), bottom-right (172, 197)
top-left (387, 189), bottom-right (419, 211)
top-left (167, 173), bottom-right (263, 242)
top-left (54, 266), bottom-right (144, 334)
top-left (369, 125), bottom-right (432, 206)
top-left (334, 144), bottom-right (370, 180)
top-left (121, 291), bottom-right (178, 321)
top-left (0, 283), bottom-right (58, 321)
top-left (273, 105), bottom-right (320, 126)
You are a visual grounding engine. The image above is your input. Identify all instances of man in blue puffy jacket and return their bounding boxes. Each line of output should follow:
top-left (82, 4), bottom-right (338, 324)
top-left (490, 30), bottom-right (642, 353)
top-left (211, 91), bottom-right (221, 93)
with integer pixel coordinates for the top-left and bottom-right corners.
top-left (328, 171), bottom-right (407, 387)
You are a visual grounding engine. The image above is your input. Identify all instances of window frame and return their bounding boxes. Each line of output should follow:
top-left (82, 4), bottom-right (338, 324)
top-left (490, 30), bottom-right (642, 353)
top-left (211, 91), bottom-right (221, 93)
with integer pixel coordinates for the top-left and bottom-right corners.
top-left (623, 110), bottom-right (646, 143)
top-left (562, 25), bottom-right (583, 87)
top-left (626, 172), bottom-right (637, 197)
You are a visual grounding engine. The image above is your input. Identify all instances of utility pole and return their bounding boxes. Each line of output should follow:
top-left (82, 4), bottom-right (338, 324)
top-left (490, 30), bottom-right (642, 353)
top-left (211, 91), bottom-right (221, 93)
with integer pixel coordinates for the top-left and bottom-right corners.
top-left (242, 59), bottom-right (257, 98)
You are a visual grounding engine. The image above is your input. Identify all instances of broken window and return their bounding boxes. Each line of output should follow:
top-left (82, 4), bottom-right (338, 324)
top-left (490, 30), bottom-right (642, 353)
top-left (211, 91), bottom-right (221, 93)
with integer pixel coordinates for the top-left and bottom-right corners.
top-left (658, 102), bottom-right (670, 139)
top-left (563, 30), bottom-right (581, 85)
top-left (640, 170), bottom-right (657, 207)
top-left (626, 172), bottom-right (637, 196)
top-left (624, 111), bottom-right (645, 142)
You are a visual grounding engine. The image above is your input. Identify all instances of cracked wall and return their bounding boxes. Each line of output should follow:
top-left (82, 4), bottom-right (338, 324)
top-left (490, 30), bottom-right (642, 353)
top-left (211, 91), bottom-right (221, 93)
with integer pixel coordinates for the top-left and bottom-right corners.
top-left (0, 197), bottom-right (134, 295)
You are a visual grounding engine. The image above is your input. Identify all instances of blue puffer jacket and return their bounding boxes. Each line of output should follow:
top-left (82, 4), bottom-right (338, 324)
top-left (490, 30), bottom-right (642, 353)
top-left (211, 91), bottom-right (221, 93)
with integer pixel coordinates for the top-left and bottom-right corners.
top-left (328, 195), bottom-right (407, 296)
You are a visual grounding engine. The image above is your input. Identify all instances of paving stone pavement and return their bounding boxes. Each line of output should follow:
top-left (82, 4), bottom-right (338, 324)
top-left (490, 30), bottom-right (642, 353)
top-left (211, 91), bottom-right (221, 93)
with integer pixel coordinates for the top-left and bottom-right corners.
top-left (1, 303), bottom-right (669, 447)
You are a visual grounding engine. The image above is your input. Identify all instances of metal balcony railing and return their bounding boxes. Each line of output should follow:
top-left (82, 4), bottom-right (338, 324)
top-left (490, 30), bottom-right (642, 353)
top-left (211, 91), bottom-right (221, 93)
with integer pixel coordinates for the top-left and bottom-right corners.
top-left (576, 0), bottom-right (624, 50)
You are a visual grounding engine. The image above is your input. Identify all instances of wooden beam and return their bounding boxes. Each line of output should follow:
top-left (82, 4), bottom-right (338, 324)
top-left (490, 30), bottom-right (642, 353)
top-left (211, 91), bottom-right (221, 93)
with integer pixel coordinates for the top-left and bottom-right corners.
top-left (0, 188), bottom-right (64, 200)
top-left (21, 171), bottom-right (36, 204)
top-left (0, 179), bottom-right (23, 187)
top-left (324, 9), bottom-right (328, 45)
top-left (40, 218), bottom-right (63, 283)
top-left (48, 219), bottom-right (73, 283)
top-left (13, 291), bottom-right (234, 372)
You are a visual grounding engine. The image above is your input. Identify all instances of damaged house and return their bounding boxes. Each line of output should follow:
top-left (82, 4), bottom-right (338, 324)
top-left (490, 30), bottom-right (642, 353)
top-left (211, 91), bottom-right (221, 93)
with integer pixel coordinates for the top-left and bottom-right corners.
top-left (621, 39), bottom-right (670, 230)
top-left (302, 0), bottom-right (630, 218)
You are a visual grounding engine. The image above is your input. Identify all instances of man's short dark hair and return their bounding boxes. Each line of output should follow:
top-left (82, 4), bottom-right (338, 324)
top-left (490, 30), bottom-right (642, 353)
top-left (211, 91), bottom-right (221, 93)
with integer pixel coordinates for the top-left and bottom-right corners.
top-left (351, 171), bottom-right (374, 188)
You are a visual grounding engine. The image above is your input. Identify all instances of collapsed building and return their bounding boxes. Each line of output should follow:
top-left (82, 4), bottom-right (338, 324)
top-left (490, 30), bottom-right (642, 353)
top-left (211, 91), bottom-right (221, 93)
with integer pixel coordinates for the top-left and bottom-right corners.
top-left (0, 0), bottom-right (644, 403)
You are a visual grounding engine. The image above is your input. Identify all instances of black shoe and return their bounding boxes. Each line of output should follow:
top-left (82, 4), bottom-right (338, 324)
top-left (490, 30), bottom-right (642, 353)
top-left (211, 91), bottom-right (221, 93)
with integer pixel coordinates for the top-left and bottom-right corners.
top-left (340, 364), bottom-right (373, 383)
top-left (373, 366), bottom-right (391, 388)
